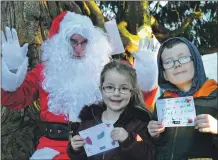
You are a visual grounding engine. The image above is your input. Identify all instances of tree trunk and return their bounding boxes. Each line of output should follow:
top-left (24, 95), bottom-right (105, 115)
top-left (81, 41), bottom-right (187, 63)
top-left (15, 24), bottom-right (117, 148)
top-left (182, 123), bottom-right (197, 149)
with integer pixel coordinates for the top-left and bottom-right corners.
top-left (1, 104), bottom-right (41, 160)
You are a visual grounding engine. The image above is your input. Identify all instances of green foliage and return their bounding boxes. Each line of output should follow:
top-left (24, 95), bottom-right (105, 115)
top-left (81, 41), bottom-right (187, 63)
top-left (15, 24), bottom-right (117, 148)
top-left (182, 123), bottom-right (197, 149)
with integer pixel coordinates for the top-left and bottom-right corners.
top-left (99, 1), bottom-right (218, 54)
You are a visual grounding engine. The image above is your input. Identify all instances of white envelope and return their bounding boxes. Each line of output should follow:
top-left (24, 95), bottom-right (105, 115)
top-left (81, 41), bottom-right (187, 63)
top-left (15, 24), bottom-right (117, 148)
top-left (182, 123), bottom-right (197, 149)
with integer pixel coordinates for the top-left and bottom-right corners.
top-left (104, 19), bottom-right (125, 55)
top-left (79, 123), bottom-right (119, 157)
top-left (156, 96), bottom-right (196, 127)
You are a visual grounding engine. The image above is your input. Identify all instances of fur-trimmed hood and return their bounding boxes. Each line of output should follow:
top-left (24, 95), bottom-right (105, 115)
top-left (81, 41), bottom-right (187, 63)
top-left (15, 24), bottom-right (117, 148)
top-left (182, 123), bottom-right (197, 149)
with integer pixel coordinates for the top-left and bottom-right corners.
top-left (78, 103), bottom-right (151, 123)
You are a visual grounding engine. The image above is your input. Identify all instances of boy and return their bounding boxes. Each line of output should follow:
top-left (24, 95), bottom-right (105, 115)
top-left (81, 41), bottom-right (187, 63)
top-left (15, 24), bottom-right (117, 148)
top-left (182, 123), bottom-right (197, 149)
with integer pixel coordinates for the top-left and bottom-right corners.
top-left (148, 37), bottom-right (218, 160)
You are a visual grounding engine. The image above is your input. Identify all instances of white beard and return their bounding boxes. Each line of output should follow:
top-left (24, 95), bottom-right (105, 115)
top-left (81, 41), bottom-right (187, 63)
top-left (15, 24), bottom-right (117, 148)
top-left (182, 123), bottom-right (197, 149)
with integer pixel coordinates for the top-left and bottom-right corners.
top-left (41, 30), bottom-right (111, 121)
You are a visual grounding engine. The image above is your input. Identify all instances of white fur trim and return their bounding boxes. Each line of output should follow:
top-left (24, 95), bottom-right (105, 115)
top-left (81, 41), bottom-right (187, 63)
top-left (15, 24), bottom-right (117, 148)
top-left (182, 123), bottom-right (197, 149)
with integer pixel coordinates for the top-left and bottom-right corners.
top-left (59, 12), bottom-right (95, 45)
top-left (29, 147), bottom-right (60, 160)
top-left (1, 57), bottom-right (28, 91)
top-left (134, 54), bottom-right (158, 91)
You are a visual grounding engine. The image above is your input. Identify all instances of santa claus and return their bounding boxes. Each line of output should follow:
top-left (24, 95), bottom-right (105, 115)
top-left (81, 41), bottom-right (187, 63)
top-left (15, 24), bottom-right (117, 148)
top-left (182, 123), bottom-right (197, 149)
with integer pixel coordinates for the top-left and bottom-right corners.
top-left (1, 11), bottom-right (158, 159)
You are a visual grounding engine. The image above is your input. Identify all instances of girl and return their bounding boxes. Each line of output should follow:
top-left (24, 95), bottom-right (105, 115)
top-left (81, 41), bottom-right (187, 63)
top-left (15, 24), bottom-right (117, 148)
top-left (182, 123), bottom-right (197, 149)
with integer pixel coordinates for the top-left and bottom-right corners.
top-left (67, 60), bottom-right (155, 160)
top-left (148, 37), bottom-right (218, 160)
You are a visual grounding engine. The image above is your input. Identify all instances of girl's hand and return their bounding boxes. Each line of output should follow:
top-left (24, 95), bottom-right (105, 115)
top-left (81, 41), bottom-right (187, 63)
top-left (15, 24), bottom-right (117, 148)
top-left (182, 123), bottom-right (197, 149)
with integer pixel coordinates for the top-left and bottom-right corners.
top-left (70, 135), bottom-right (85, 151)
top-left (195, 114), bottom-right (218, 134)
top-left (111, 127), bottom-right (128, 142)
top-left (148, 120), bottom-right (165, 138)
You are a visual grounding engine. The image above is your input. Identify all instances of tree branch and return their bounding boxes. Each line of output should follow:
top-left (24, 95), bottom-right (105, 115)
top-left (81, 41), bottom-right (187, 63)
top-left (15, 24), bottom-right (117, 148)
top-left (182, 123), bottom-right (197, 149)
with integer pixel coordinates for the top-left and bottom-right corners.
top-left (58, 1), bottom-right (82, 14)
top-left (200, 47), bottom-right (218, 55)
top-left (151, 15), bottom-right (169, 40)
top-left (85, 1), bottom-right (105, 28)
top-left (140, 1), bottom-right (150, 25)
top-left (171, 10), bottom-right (203, 36)
top-left (81, 1), bottom-right (91, 16)
top-left (118, 21), bottom-right (139, 52)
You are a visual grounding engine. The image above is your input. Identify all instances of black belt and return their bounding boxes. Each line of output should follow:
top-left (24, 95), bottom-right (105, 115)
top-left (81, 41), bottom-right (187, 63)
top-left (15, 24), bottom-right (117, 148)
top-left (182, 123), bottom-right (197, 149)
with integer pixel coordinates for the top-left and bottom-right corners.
top-left (40, 121), bottom-right (69, 141)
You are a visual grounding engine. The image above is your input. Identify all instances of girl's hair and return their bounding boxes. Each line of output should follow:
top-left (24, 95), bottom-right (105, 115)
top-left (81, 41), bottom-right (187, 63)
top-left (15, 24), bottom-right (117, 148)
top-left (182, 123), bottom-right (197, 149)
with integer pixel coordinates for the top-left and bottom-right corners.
top-left (100, 60), bottom-right (147, 111)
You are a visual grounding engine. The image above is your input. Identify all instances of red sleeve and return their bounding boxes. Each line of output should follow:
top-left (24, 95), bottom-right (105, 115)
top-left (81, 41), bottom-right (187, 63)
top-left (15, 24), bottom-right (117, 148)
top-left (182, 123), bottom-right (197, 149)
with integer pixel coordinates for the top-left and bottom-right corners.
top-left (1, 64), bottom-right (43, 110)
top-left (142, 87), bottom-right (158, 111)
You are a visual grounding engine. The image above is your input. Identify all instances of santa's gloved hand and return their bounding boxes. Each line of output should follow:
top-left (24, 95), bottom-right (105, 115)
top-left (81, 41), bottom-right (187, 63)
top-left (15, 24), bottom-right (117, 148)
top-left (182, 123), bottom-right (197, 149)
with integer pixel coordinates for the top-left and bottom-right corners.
top-left (131, 36), bottom-right (158, 64)
top-left (131, 36), bottom-right (159, 91)
top-left (1, 26), bottom-right (28, 71)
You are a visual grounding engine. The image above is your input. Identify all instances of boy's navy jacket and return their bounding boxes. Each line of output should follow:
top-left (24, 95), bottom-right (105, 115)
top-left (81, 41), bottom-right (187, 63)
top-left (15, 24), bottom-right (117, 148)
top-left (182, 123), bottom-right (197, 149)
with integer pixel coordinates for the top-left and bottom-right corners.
top-left (154, 80), bottom-right (218, 160)
top-left (155, 37), bottom-right (218, 160)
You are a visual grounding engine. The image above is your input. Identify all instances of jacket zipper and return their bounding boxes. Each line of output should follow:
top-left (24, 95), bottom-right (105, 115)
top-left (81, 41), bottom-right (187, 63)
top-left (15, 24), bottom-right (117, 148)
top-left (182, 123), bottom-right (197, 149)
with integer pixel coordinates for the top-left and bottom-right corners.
top-left (102, 152), bottom-right (105, 160)
top-left (170, 127), bottom-right (178, 160)
top-left (113, 109), bottom-right (128, 127)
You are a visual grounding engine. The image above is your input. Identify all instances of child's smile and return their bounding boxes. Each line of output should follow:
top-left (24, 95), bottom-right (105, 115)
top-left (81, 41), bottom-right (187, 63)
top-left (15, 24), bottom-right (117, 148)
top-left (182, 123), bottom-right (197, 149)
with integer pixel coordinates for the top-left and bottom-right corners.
top-left (110, 99), bottom-right (122, 102)
top-left (174, 70), bottom-right (187, 75)
top-left (101, 68), bottom-right (132, 112)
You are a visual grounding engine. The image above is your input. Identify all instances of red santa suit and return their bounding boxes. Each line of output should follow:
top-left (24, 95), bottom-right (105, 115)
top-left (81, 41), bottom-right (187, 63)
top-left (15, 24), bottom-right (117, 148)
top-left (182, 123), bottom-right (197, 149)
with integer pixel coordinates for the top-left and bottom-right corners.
top-left (1, 11), bottom-right (159, 160)
top-left (1, 11), bottom-right (112, 160)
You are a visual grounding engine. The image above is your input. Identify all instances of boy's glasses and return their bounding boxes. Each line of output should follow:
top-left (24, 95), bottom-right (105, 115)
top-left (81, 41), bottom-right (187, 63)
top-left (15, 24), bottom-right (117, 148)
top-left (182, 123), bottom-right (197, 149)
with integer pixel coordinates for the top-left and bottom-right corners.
top-left (70, 38), bottom-right (88, 48)
top-left (163, 56), bottom-right (193, 69)
top-left (102, 85), bottom-right (132, 94)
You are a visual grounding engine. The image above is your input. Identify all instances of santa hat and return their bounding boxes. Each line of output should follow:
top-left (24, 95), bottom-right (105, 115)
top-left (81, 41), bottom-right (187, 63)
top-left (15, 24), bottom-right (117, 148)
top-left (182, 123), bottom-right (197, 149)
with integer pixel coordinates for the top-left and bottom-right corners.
top-left (49, 11), bottom-right (68, 38)
top-left (48, 11), bottom-right (95, 40)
